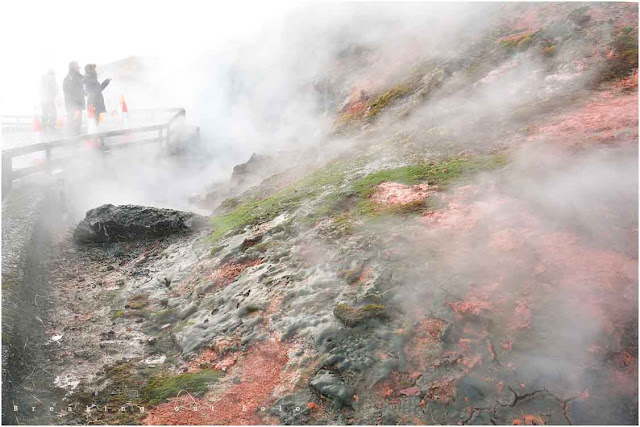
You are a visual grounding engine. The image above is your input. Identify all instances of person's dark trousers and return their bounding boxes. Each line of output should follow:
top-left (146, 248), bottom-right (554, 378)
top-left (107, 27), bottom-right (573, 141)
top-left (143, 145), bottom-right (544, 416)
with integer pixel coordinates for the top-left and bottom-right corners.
top-left (66, 108), bottom-right (82, 135)
top-left (41, 102), bottom-right (56, 131)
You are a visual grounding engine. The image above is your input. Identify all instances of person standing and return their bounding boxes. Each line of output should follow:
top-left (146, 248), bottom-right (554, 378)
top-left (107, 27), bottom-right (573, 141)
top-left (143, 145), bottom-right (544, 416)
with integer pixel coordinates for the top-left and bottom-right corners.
top-left (40, 69), bottom-right (58, 132)
top-left (83, 64), bottom-right (110, 126)
top-left (63, 61), bottom-right (85, 135)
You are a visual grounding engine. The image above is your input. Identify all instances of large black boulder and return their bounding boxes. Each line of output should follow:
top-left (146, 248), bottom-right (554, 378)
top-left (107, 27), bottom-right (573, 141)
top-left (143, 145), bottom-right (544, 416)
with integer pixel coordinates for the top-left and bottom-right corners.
top-left (73, 204), bottom-right (206, 243)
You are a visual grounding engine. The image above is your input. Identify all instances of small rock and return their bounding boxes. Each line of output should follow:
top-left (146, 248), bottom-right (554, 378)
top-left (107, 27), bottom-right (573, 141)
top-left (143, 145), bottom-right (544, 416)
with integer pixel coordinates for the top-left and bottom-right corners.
top-left (147, 337), bottom-right (157, 345)
top-left (399, 386), bottom-right (421, 396)
top-left (73, 350), bottom-right (89, 358)
top-left (310, 370), bottom-right (355, 408)
top-left (334, 303), bottom-right (389, 327)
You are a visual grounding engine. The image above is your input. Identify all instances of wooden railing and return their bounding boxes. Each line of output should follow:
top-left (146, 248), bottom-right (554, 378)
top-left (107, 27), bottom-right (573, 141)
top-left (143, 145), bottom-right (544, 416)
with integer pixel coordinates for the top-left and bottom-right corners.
top-left (0, 115), bottom-right (32, 134)
top-left (1, 108), bottom-right (186, 199)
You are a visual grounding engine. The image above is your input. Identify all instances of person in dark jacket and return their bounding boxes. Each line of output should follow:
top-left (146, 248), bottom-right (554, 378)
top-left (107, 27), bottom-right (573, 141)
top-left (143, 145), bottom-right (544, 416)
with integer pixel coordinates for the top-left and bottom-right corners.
top-left (83, 64), bottom-right (111, 126)
top-left (63, 61), bottom-right (85, 135)
top-left (40, 69), bottom-right (58, 132)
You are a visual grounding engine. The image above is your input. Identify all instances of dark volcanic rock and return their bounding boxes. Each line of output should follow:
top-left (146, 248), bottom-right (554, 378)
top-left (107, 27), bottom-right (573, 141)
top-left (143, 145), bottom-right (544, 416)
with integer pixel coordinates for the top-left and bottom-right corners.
top-left (309, 369), bottom-right (354, 408)
top-left (73, 204), bottom-right (206, 243)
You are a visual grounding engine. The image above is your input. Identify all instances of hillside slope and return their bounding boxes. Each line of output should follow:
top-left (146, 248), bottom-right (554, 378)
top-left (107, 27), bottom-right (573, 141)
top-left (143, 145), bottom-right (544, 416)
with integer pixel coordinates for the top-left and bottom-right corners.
top-left (37, 3), bottom-right (638, 425)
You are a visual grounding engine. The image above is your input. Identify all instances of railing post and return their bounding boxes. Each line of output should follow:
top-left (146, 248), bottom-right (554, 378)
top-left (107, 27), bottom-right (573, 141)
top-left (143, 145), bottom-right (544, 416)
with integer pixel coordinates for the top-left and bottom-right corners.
top-left (45, 145), bottom-right (52, 174)
top-left (2, 153), bottom-right (12, 198)
top-left (166, 125), bottom-right (171, 145)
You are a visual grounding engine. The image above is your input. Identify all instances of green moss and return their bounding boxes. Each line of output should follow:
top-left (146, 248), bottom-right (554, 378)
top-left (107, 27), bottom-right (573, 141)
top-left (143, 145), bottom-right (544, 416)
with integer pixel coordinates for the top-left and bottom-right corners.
top-left (516, 35), bottom-right (532, 50)
top-left (251, 242), bottom-right (269, 253)
top-left (499, 30), bottom-right (540, 53)
top-left (343, 268), bottom-right (362, 284)
top-left (365, 83), bottom-right (412, 118)
top-left (542, 45), bottom-right (556, 57)
top-left (245, 305), bottom-right (262, 314)
top-left (602, 27), bottom-right (639, 80)
top-left (149, 308), bottom-right (178, 324)
top-left (339, 263), bottom-right (365, 284)
top-left (1, 274), bottom-right (19, 291)
top-left (312, 154), bottom-right (508, 226)
top-left (334, 303), bottom-right (388, 327)
top-left (361, 303), bottom-right (385, 312)
top-left (349, 154), bottom-right (507, 219)
top-left (173, 320), bottom-right (196, 333)
top-left (353, 154), bottom-right (506, 199)
top-left (208, 158), bottom-right (355, 244)
top-left (336, 109), bottom-right (366, 128)
top-left (382, 199), bottom-right (428, 215)
top-left (316, 213), bottom-right (356, 239)
top-left (300, 189), bottom-right (359, 227)
top-left (142, 370), bottom-right (223, 405)
top-left (125, 293), bottom-right (149, 310)
top-left (111, 309), bottom-right (125, 319)
top-left (210, 245), bottom-right (224, 256)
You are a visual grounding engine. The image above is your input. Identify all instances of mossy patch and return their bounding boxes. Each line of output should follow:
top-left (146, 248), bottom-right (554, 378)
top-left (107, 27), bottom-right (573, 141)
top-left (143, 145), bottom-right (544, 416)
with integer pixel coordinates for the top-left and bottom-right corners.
top-left (142, 370), bottom-right (223, 405)
top-left (516, 35), bottom-right (533, 50)
top-left (352, 154), bottom-right (507, 207)
top-left (1, 274), bottom-right (20, 291)
top-left (334, 303), bottom-right (389, 327)
top-left (125, 293), bottom-right (149, 310)
top-left (149, 308), bottom-right (178, 325)
top-left (365, 83), bottom-right (413, 118)
top-left (602, 26), bottom-right (639, 81)
top-left (63, 361), bottom-right (151, 424)
top-left (208, 158), bottom-right (356, 244)
top-left (173, 320), bottom-right (196, 333)
top-left (335, 66), bottom-right (442, 130)
top-left (210, 245), bottom-right (224, 256)
top-left (542, 44), bottom-right (557, 57)
top-left (339, 263), bottom-right (366, 284)
top-left (498, 29), bottom-right (541, 53)
top-left (111, 309), bottom-right (125, 319)
top-left (309, 154), bottom-right (508, 228)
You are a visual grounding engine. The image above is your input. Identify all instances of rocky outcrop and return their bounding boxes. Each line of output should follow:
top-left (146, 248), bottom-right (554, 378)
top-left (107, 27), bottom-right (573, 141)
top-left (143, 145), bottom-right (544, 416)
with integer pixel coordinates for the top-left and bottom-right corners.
top-left (73, 204), bottom-right (206, 243)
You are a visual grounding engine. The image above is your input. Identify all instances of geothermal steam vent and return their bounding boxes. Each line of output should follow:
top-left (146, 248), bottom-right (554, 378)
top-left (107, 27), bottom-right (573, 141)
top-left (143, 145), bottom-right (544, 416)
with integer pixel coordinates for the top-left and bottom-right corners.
top-left (73, 204), bottom-right (206, 243)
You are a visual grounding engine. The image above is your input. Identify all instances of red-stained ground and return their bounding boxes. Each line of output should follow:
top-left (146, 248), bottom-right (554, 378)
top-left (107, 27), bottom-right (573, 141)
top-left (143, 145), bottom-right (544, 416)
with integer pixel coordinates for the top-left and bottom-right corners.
top-left (415, 169), bottom-right (637, 400)
top-left (404, 318), bottom-right (448, 370)
top-left (529, 90), bottom-right (638, 147)
top-left (144, 340), bottom-right (290, 425)
top-left (371, 182), bottom-right (433, 207)
top-left (213, 259), bottom-right (263, 287)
